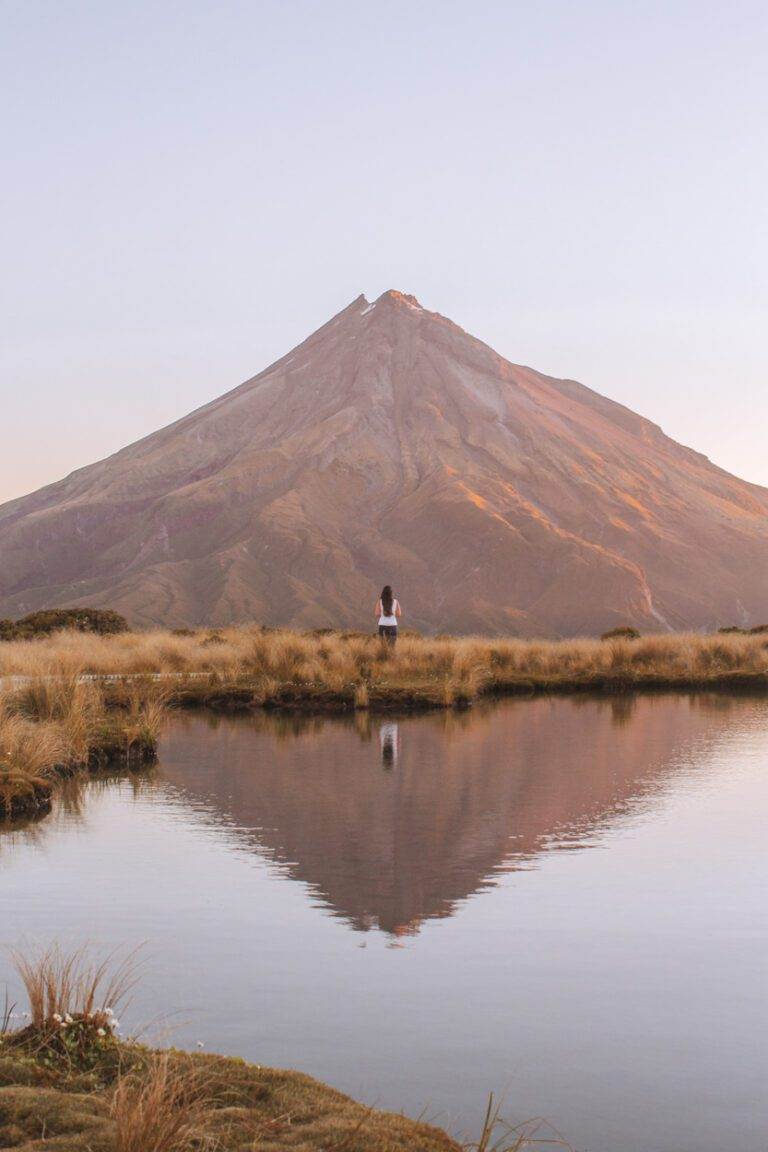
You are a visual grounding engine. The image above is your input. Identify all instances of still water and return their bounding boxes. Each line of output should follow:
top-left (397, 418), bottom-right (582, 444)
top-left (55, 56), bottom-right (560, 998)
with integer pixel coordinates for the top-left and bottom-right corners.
top-left (2, 695), bottom-right (767, 1151)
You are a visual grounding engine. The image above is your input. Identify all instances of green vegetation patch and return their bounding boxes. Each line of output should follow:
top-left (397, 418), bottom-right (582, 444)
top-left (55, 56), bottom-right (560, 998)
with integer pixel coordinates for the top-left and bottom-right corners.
top-left (0, 608), bottom-right (129, 642)
top-left (600, 626), bottom-right (641, 641)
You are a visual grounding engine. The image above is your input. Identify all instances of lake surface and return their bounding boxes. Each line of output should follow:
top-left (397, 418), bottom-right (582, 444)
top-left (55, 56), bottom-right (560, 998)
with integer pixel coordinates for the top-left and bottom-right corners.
top-left (2, 694), bottom-right (767, 1151)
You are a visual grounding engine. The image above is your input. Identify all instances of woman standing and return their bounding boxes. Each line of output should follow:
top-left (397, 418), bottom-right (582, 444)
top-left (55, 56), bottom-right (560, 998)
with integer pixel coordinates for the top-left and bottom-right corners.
top-left (376, 585), bottom-right (401, 647)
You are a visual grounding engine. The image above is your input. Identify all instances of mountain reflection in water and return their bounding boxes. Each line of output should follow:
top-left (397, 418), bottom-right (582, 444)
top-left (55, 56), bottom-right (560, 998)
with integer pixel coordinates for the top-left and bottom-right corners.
top-left (3, 692), bottom-right (768, 1152)
top-left (101, 692), bottom-right (748, 938)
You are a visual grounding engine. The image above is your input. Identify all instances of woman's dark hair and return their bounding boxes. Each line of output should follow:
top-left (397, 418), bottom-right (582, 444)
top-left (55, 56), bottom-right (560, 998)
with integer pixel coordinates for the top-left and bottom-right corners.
top-left (381, 585), bottom-right (394, 615)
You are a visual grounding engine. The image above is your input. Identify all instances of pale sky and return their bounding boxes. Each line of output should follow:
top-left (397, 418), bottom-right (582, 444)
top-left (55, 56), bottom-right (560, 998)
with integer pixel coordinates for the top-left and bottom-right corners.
top-left (2, 0), bottom-right (767, 504)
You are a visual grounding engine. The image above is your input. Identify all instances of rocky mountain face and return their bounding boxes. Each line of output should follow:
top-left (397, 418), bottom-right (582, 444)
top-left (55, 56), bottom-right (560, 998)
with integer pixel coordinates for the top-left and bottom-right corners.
top-left (1, 289), bottom-right (767, 635)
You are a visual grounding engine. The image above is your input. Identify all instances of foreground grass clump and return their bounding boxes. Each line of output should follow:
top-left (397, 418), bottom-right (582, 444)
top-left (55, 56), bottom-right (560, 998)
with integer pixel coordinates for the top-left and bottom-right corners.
top-left (0, 707), bottom-right (64, 819)
top-left (0, 947), bottom-right (463, 1152)
top-left (0, 679), bottom-right (163, 821)
top-left (1, 624), bottom-right (768, 714)
top-left (5, 945), bottom-right (137, 1075)
top-left (109, 1052), bottom-right (211, 1152)
top-left (0, 1049), bottom-right (465, 1151)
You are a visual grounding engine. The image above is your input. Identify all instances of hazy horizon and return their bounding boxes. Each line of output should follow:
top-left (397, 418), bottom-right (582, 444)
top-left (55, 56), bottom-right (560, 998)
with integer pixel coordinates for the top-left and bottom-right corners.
top-left (3, 1), bottom-right (767, 503)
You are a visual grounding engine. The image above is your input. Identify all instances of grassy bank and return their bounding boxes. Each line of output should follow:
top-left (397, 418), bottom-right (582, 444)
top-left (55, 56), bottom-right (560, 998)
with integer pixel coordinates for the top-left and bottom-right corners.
top-left (2, 625), bottom-right (768, 714)
top-left (0, 1043), bottom-right (463, 1151)
top-left (0, 946), bottom-right (471, 1152)
top-left (0, 679), bottom-right (162, 822)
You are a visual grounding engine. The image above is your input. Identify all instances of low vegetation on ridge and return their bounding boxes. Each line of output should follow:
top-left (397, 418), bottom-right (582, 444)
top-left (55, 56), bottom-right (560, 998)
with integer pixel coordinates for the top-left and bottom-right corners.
top-left (0, 608), bottom-right (128, 642)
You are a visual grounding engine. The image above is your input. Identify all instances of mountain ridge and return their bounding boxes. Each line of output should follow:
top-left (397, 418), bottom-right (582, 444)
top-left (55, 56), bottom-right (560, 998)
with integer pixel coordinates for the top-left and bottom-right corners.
top-left (2, 290), bottom-right (767, 635)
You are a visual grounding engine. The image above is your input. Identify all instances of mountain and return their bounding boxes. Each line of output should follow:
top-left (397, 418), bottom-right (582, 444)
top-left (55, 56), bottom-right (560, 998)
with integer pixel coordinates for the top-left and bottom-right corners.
top-left (1, 289), bottom-right (768, 635)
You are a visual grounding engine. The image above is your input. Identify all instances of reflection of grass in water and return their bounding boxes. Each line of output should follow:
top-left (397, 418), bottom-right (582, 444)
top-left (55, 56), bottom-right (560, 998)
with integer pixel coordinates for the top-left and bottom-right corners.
top-left (174, 707), bottom-right (333, 741)
top-left (56, 768), bottom-right (160, 821)
top-left (0, 770), bottom-right (161, 843)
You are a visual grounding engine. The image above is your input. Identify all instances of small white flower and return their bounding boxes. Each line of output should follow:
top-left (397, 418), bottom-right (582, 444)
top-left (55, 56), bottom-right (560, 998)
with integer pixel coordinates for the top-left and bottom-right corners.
top-left (105, 1007), bottom-right (114, 1017)
top-left (97, 1028), bottom-right (106, 1037)
top-left (196, 1040), bottom-right (204, 1048)
top-left (64, 1014), bottom-right (73, 1024)
top-left (52, 1013), bottom-right (62, 1023)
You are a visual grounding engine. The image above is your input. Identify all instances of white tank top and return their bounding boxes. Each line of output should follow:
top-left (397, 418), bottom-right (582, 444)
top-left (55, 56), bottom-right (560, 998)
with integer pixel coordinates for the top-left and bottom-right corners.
top-left (378, 598), bottom-right (400, 626)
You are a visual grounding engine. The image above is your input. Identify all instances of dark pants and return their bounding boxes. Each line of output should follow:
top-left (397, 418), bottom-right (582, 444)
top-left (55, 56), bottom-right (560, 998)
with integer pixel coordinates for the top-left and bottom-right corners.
top-left (378, 625), bottom-right (398, 647)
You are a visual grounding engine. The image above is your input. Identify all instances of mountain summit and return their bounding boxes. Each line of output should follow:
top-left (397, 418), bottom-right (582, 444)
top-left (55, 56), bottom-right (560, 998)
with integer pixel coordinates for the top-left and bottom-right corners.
top-left (2, 292), bottom-right (768, 635)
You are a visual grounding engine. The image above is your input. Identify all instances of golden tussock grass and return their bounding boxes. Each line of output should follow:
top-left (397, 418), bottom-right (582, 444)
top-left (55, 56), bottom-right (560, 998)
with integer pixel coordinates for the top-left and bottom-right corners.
top-left (0, 703), bottom-right (65, 816)
top-left (10, 943), bottom-right (139, 1033)
top-left (2, 626), bottom-right (767, 708)
top-left (0, 676), bottom-right (164, 820)
top-left (110, 1052), bottom-right (211, 1152)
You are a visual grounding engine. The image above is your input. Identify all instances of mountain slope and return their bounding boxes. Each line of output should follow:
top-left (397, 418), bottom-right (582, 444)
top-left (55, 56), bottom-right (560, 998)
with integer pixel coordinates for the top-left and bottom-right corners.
top-left (2, 289), bottom-right (768, 635)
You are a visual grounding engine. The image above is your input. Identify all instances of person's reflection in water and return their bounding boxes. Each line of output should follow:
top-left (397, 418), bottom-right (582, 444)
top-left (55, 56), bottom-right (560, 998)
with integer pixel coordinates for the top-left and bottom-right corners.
top-left (379, 721), bottom-right (400, 769)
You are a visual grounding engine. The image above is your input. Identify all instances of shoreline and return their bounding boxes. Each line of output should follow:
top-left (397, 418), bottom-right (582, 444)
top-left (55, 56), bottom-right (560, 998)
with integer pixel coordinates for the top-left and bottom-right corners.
top-left (3, 626), bottom-right (768, 825)
top-left (0, 1033), bottom-right (463, 1151)
top-left (0, 728), bottom-right (157, 823)
top-left (5, 673), bottom-right (766, 829)
top-left (168, 667), bottom-right (768, 714)
top-left (5, 665), bottom-right (768, 717)
top-left (0, 681), bottom-right (161, 824)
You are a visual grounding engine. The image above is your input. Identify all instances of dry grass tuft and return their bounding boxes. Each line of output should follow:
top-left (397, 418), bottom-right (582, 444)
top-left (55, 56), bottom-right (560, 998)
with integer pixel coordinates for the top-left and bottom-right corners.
top-left (14, 676), bottom-right (112, 766)
top-left (10, 942), bottom-right (140, 1032)
top-left (0, 672), bottom-right (164, 820)
top-left (463, 1094), bottom-right (572, 1152)
top-left (0, 704), bottom-right (67, 775)
top-left (120, 685), bottom-right (168, 758)
top-left (111, 1052), bottom-right (210, 1152)
top-left (0, 703), bottom-right (65, 817)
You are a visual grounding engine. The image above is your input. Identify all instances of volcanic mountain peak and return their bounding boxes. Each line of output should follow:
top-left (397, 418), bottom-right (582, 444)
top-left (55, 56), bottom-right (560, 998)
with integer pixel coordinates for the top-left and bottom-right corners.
top-left (1, 293), bottom-right (767, 635)
top-left (373, 289), bottom-right (425, 310)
